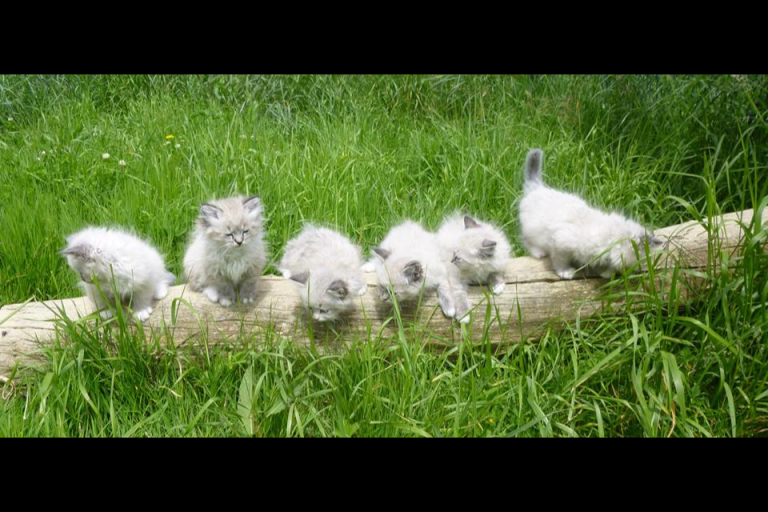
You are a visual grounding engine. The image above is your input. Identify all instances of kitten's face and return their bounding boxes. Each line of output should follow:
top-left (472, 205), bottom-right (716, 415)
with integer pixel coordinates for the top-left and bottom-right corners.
top-left (373, 248), bottom-right (425, 303)
top-left (290, 271), bottom-right (359, 322)
top-left (611, 223), bottom-right (664, 270)
top-left (62, 245), bottom-right (111, 284)
top-left (449, 216), bottom-right (498, 270)
top-left (199, 196), bottom-right (262, 247)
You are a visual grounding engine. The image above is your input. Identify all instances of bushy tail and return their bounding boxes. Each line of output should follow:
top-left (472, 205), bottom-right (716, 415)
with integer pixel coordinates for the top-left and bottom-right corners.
top-left (524, 148), bottom-right (544, 187)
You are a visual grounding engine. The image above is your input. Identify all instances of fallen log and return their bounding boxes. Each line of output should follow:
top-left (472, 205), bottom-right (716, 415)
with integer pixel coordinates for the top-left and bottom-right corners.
top-left (1, 208), bottom-right (766, 377)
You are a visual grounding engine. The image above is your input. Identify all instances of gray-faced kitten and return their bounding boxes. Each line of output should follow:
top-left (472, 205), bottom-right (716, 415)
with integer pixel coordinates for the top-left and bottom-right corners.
top-left (437, 213), bottom-right (512, 294)
top-left (183, 195), bottom-right (267, 306)
top-left (368, 220), bottom-right (464, 322)
top-left (61, 226), bottom-right (175, 321)
top-left (278, 224), bottom-right (367, 322)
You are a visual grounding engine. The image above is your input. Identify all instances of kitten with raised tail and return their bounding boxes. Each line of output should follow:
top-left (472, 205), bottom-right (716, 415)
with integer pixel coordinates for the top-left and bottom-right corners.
top-left (369, 220), bottom-right (464, 322)
top-left (183, 195), bottom-right (266, 306)
top-left (62, 227), bottom-right (175, 321)
top-left (437, 213), bottom-right (511, 301)
top-left (278, 225), bottom-right (367, 322)
top-left (519, 149), bottom-right (663, 279)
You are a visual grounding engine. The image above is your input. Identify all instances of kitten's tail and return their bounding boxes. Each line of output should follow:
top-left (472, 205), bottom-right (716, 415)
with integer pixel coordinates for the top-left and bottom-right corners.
top-left (524, 149), bottom-right (544, 188)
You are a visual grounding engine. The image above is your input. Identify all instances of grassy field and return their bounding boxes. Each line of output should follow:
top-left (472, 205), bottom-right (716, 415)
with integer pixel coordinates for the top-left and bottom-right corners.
top-left (1, 74), bottom-right (767, 437)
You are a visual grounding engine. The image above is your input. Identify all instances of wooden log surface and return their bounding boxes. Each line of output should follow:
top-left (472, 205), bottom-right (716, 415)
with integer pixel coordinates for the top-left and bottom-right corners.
top-left (1, 208), bottom-right (766, 377)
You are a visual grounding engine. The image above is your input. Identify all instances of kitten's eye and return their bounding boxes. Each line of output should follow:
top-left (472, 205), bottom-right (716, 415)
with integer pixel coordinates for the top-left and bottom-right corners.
top-left (227, 233), bottom-right (234, 238)
top-left (243, 230), bottom-right (250, 234)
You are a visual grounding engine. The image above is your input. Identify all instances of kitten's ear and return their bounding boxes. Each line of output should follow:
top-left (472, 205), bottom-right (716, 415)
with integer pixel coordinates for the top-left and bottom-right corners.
top-left (479, 239), bottom-right (496, 258)
top-left (61, 244), bottom-right (93, 260)
top-left (327, 280), bottom-right (348, 299)
top-left (373, 247), bottom-right (391, 261)
top-left (199, 203), bottom-right (221, 225)
top-left (403, 260), bottom-right (424, 285)
top-left (290, 271), bottom-right (309, 285)
top-left (464, 216), bottom-right (480, 229)
top-left (243, 196), bottom-right (263, 217)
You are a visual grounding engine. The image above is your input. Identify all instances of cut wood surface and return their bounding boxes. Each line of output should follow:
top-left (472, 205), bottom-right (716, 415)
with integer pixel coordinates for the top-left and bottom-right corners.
top-left (1, 208), bottom-right (766, 377)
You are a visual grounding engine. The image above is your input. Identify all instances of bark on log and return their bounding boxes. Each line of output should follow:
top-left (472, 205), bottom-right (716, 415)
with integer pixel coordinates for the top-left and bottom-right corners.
top-left (1, 208), bottom-right (766, 377)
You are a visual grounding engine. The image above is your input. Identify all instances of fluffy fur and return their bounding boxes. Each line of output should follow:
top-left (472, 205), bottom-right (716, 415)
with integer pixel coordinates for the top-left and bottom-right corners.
top-left (278, 225), bottom-right (367, 322)
top-left (368, 220), bottom-right (464, 322)
top-left (519, 149), bottom-right (663, 279)
top-left (183, 195), bottom-right (266, 306)
top-left (61, 226), bottom-right (175, 321)
top-left (437, 213), bottom-right (511, 295)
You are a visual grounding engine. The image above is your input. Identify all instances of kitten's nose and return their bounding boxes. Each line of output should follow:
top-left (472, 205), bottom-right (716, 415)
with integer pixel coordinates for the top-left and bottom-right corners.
top-left (451, 255), bottom-right (459, 264)
top-left (235, 239), bottom-right (243, 246)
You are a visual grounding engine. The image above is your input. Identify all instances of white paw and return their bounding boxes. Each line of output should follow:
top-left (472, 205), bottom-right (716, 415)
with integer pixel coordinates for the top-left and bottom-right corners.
top-left (458, 314), bottom-right (470, 325)
top-left (154, 284), bottom-right (169, 300)
top-left (99, 309), bottom-right (113, 319)
top-left (203, 287), bottom-right (219, 303)
top-left (278, 268), bottom-right (291, 279)
top-left (219, 297), bottom-right (233, 307)
top-left (361, 261), bottom-right (377, 273)
top-left (443, 307), bottom-right (456, 318)
top-left (556, 269), bottom-right (575, 280)
top-left (241, 297), bottom-right (254, 305)
top-left (529, 249), bottom-right (548, 259)
top-left (356, 284), bottom-right (368, 296)
top-left (492, 283), bottom-right (505, 295)
top-left (135, 308), bottom-right (153, 321)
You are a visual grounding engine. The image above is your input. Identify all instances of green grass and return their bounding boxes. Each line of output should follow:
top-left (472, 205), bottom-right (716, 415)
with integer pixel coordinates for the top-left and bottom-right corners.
top-left (1, 74), bottom-right (767, 436)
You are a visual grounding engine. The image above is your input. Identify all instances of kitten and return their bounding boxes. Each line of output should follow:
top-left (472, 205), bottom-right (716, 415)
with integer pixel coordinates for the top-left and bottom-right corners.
top-left (519, 149), bottom-right (663, 279)
top-left (437, 213), bottom-right (511, 295)
top-left (368, 220), bottom-right (463, 322)
top-left (278, 225), bottom-right (367, 322)
top-left (61, 226), bottom-right (175, 321)
top-left (183, 195), bottom-right (266, 306)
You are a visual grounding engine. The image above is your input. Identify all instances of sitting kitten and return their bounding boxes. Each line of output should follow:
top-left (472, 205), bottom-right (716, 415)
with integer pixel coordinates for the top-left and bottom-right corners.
top-left (278, 225), bottom-right (367, 322)
top-left (437, 213), bottom-right (511, 295)
top-left (62, 226), bottom-right (175, 321)
top-left (183, 195), bottom-right (266, 306)
top-left (519, 149), bottom-right (663, 279)
top-left (368, 220), bottom-right (463, 322)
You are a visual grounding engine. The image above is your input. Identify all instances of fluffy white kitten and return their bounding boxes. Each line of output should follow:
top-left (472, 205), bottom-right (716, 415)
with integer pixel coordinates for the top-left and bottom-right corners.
top-left (183, 195), bottom-right (266, 306)
top-left (437, 213), bottom-right (511, 295)
top-left (278, 225), bottom-right (367, 322)
top-left (519, 149), bottom-right (663, 279)
top-left (368, 220), bottom-right (463, 322)
top-left (62, 227), bottom-right (175, 321)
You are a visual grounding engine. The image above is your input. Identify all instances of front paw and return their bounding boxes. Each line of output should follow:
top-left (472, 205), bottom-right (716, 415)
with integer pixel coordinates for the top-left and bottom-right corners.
top-left (99, 309), bottom-right (114, 319)
top-left (556, 268), bottom-right (575, 280)
top-left (219, 297), bottom-right (233, 307)
top-left (360, 261), bottom-right (377, 273)
top-left (457, 313), bottom-right (470, 325)
top-left (135, 307), bottom-right (153, 322)
top-left (442, 307), bottom-right (456, 318)
top-left (492, 282), bottom-right (505, 295)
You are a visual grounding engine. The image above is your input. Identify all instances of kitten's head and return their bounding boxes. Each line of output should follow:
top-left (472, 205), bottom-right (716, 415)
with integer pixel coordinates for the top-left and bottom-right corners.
top-left (289, 270), bottom-right (365, 322)
top-left (372, 247), bottom-right (425, 303)
top-left (449, 215), bottom-right (501, 270)
top-left (61, 242), bottom-right (112, 284)
top-left (198, 196), bottom-right (263, 248)
top-left (610, 219), bottom-right (664, 270)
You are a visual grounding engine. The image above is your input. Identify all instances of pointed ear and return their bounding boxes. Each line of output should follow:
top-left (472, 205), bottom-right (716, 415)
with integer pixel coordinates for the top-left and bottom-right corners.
top-left (464, 216), bottom-right (480, 229)
top-left (243, 196), bottom-right (262, 217)
top-left (373, 247), bottom-right (391, 261)
top-left (327, 279), bottom-right (348, 299)
top-left (479, 239), bottom-right (496, 258)
top-left (290, 271), bottom-right (309, 285)
top-left (61, 244), bottom-right (93, 260)
top-left (199, 203), bottom-right (221, 226)
top-left (403, 260), bottom-right (423, 285)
